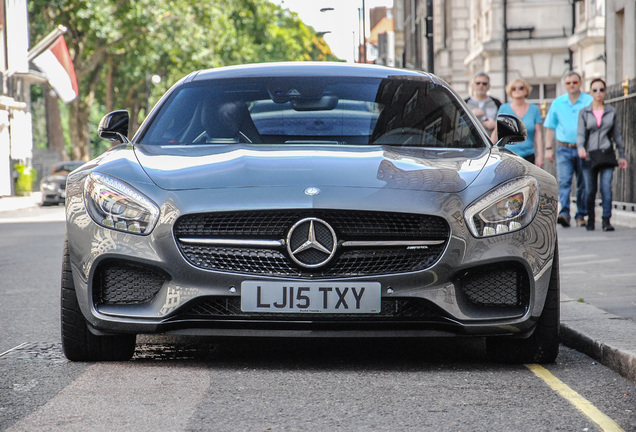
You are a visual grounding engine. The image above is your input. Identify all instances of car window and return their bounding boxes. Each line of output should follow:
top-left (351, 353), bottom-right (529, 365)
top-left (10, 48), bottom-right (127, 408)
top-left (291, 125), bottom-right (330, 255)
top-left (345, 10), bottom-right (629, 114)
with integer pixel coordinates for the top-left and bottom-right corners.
top-left (138, 76), bottom-right (483, 149)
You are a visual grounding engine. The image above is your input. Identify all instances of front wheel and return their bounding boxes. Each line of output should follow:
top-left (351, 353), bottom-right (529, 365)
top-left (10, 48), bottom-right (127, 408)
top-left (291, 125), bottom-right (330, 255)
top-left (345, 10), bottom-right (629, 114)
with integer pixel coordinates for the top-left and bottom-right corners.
top-left (486, 242), bottom-right (560, 364)
top-left (61, 237), bottom-right (136, 361)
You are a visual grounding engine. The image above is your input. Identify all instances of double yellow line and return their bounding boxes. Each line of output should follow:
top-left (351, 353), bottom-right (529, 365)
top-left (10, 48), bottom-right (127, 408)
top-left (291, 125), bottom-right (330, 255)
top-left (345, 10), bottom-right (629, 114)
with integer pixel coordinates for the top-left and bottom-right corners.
top-left (526, 364), bottom-right (625, 431)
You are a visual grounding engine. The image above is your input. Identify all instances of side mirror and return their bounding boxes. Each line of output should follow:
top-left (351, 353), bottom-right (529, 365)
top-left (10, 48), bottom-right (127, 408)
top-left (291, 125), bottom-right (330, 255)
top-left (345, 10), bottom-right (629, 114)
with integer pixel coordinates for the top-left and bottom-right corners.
top-left (98, 110), bottom-right (130, 143)
top-left (496, 114), bottom-right (527, 146)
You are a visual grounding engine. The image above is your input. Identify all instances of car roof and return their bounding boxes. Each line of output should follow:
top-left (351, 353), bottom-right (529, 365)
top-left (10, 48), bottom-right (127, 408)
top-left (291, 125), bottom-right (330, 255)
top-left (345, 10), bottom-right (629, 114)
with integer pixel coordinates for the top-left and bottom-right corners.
top-left (185, 62), bottom-right (443, 85)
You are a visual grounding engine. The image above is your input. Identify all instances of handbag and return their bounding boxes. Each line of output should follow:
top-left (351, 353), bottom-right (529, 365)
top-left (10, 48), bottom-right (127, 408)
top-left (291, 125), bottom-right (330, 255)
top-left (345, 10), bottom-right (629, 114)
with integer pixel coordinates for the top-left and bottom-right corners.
top-left (583, 112), bottom-right (618, 169)
top-left (589, 147), bottom-right (618, 169)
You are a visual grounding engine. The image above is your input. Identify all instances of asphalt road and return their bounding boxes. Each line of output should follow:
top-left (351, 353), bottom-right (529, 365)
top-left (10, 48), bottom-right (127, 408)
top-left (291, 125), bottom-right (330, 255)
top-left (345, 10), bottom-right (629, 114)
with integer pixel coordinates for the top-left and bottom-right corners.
top-left (1, 204), bottom-right (635, 431)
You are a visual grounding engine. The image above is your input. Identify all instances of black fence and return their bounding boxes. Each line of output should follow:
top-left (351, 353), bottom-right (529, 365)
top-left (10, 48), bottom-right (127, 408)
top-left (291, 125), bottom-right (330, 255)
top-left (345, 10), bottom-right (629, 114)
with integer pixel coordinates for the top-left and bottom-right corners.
top-left (606, 82), bottom-right (636, 206)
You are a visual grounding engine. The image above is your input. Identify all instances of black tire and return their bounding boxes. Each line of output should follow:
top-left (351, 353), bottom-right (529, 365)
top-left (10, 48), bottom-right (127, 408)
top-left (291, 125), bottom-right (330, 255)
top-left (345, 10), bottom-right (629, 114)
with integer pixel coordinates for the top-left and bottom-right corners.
top-left (61, 237), bottom-right (136, 361)
top-left (486, 242), bottom-right (560, 364)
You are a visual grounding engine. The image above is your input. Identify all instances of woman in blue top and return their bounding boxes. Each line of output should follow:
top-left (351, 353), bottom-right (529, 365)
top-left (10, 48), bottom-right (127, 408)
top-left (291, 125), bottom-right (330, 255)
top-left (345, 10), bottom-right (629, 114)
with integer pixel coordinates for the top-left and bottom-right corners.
top-left (491, 79), bottom-right (544, 167)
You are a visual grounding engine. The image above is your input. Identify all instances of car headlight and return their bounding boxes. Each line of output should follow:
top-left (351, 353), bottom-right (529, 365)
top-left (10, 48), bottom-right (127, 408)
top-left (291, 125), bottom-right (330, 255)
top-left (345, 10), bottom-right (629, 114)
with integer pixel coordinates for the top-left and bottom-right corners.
top-left (83, 172), bottom-right (160, 235)
top-left (465, 176), bottom-right (539, 238)
top-left (41, 181), bottom-right (57, 191)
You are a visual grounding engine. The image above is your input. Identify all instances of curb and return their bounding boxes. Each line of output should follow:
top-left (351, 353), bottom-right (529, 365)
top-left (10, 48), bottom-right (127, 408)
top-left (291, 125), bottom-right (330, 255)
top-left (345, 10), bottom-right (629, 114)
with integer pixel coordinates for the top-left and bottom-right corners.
top-left (609, 207), bottom-right (636, 229)
top-left (574, 200), bottom-right (636, 229)
top-left (560, 295), bottom-right (636, 383)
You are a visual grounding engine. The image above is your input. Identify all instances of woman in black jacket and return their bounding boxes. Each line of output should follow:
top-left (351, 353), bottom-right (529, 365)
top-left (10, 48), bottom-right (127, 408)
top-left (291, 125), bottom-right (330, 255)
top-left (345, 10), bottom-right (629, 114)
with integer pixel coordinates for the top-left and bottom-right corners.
top-left (576, 78), bottom-right (628, 231)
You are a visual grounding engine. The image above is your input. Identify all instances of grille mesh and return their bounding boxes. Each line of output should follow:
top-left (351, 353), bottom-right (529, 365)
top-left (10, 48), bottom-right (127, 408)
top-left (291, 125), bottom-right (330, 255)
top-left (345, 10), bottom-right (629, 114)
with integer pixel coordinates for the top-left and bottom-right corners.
top-left (175, 210), bottom-right (449, 278)
top-left (94, 263), bottom-right (168, 305)
top-left (180, 245), bottom-right (444, 278)
top-left (174, 210), bottom-right (449, 240)
top-left (459, 265), bottom-right (529, 308)
top-left (178, 296), bottom-right (442, 321)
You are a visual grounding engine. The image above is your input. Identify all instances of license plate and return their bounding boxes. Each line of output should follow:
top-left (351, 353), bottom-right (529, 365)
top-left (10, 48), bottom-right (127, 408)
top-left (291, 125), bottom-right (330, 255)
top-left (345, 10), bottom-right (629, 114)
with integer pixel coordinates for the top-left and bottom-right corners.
top-left (241, 281), bottom-right (381, 314)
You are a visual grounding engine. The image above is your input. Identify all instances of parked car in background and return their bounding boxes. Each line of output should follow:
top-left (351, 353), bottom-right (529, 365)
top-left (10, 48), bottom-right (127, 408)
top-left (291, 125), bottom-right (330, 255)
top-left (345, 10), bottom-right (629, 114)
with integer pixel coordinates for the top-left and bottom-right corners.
top-left (40, 161), bottom-right (84, 206)
top-left (61, 62), bottom-right (559, 363)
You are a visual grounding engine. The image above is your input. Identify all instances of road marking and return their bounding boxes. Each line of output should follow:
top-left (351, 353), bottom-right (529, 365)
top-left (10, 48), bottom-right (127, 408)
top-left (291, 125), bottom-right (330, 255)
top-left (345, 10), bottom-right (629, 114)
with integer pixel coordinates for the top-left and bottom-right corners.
top-left (559, 270), bottom-right (587, 275)
top-left (561, 258), bottom-right (622, 267)
top-left (559, 254), bottom-right (598, 262)
top-left (561, 270), bottom-right (636, 278)
top-left (6, 362), bottom-right (211, 431)
top-left (599, 273), bottom-right (636, 278)
top-left (526, 364), bottom-right (625, 432)
top-left (0, 214), bottom-right (66, 223)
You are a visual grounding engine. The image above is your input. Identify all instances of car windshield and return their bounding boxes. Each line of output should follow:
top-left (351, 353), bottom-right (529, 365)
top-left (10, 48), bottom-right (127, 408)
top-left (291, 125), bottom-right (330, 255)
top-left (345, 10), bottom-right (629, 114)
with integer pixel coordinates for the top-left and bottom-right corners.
top-left (138, 76), bottom-right (484, 148)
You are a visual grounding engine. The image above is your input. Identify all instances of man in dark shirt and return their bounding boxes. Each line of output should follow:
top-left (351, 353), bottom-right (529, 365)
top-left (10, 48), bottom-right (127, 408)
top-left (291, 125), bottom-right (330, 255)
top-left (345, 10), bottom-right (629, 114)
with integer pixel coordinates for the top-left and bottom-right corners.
top-left (465, 72), bottom-right (502, 136)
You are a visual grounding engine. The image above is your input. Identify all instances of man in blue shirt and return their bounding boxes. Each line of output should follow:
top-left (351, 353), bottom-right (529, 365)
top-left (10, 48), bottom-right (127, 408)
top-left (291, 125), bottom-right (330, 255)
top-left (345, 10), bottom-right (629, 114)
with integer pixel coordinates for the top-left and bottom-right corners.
top-left (544, 72), bottom-right (593, 227)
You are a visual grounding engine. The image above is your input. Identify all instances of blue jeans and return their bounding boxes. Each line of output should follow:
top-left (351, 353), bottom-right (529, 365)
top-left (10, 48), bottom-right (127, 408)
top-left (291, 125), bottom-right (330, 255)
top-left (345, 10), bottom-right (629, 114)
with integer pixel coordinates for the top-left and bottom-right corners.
top-left (583, 162), bottom-right (614, 221)
top-left (556, 146), bottom-right (587, 219)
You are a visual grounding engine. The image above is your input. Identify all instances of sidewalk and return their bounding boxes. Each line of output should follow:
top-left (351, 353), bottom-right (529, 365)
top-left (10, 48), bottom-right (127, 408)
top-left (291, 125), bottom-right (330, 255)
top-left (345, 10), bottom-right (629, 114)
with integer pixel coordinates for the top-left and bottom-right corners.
top-left (557, 205), bottom-right (636, 383)
top-left (1, 193), bottom-right (635, 382)
top-left (0, 192), bottom-right (42, 212)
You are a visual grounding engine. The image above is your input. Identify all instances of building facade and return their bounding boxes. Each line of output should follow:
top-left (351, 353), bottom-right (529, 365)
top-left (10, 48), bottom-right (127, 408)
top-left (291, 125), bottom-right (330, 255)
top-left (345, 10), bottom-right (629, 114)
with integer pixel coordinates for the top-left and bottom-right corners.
top-left (606, 0), bottom-right (636, 86)
top-left (0, 0), bottom-right (37, 197)
top-left (394, 0), bottom-right (615, 104)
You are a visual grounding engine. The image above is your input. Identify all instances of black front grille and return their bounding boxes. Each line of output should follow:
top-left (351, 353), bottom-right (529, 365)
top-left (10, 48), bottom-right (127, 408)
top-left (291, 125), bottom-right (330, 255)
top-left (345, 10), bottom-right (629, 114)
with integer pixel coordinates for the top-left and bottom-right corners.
top-left (177, 296), bottom-right (442, 321)
top-left (174, 210), bottom-right (450, 278)
top-left (174, 210), bottom-right (449, 240)
top-left (180, 245), bottom-right (444, 278)
top-left (458, 264), bottom-right (530, 308)
top-left (94, 262), bottom-right (168, 305)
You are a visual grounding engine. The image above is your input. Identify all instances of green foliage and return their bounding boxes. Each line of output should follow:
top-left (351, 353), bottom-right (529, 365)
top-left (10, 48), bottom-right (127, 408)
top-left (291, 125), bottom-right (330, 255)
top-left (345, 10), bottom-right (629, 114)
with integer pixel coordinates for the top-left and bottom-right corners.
top-left (28, 0), bottom-right (339, 156)
top-left (88, 105), bottom-right (111, 159)
top-left (13, 164), bottom-right (37, 195)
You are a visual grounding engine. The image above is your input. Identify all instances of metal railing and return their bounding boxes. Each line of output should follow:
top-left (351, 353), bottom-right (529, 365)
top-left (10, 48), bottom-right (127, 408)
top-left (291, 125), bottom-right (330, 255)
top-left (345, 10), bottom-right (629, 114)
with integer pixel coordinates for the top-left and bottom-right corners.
top-left (606, 80), bottom-right (636, 205)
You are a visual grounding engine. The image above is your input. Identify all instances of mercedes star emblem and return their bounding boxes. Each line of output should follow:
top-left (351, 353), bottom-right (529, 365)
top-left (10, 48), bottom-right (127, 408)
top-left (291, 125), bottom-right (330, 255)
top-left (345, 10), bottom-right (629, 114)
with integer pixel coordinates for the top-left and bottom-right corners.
top-left (304, 187), bottom-right (320, 196)
top-left (286, 217), bottom-right (337, 268)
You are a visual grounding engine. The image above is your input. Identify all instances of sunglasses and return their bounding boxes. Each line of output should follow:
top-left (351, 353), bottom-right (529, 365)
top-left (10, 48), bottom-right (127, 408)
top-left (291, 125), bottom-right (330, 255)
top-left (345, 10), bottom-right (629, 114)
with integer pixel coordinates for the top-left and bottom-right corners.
top-left (511, 86), bottom-right (525, 91)
top-left (591, 88), bottom-right (606, 93)
top-left (474, 81), bottom-right (489, 86)
top-left (565, 81), bottom-right (580, 85)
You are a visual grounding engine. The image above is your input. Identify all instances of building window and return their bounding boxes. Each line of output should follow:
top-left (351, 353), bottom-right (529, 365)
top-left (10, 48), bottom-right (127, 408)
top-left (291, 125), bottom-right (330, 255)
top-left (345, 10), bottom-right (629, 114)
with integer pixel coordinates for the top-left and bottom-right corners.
top-left (528, 83), bottom-right (557, 103)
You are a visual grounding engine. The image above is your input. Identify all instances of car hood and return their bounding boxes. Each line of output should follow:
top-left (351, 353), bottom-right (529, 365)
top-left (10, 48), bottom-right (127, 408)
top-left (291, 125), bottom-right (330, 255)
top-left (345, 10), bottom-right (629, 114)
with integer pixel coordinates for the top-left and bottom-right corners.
top-left (133, 144), bottom-right (491, 193)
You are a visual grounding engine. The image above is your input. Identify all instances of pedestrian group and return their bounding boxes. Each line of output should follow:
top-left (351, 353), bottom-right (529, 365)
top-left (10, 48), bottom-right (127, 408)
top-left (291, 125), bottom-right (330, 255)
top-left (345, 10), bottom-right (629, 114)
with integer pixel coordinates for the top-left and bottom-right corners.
top-left (467, 71), bottom-right (628, 232)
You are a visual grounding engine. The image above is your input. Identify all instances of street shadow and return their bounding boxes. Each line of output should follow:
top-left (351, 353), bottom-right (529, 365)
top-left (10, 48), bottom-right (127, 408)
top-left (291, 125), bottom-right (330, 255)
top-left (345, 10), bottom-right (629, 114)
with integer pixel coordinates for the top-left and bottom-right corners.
top-left (132, 335), bottom-right (491, 370)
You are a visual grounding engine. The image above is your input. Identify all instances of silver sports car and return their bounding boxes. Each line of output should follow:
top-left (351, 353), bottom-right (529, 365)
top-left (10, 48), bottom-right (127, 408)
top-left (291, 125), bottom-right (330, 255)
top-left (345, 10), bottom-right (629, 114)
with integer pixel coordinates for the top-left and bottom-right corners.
top-left (62, 62), bottom-right (559, 363)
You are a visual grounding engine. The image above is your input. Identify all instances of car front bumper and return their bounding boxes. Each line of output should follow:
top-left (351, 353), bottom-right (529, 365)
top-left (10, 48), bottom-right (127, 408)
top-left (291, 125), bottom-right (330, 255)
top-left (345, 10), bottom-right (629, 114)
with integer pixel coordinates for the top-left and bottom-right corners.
top-left (65, 180), bottom-right (558, 339)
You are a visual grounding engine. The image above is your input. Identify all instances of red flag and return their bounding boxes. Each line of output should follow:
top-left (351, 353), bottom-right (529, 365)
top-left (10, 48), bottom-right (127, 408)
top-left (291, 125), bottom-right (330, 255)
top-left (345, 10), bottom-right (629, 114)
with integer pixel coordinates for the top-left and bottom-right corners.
top-left (32, 36), bottom-right (79, 103)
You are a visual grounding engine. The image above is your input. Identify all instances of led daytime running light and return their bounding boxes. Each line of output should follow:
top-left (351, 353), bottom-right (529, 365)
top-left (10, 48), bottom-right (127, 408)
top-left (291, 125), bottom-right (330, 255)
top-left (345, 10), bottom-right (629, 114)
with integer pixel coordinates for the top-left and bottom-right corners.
top-left (84, 173), bottom-right (159, 235)
top-left (465, 177), bottom-right (539, 238)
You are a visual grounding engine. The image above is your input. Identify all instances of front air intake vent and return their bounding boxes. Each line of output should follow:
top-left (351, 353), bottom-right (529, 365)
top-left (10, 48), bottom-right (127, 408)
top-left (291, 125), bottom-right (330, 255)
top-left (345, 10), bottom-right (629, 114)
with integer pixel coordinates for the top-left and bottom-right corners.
top-left (458, 264), bottom-right (530, 308)
top-left (94, 262), bottom-right (168, 305)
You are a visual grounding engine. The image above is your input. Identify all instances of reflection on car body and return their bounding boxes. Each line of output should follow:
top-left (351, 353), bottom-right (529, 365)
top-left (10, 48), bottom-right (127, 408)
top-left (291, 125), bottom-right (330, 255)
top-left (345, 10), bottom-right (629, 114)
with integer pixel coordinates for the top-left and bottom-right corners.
top-left (61, 62), bottom-right (559, 363)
